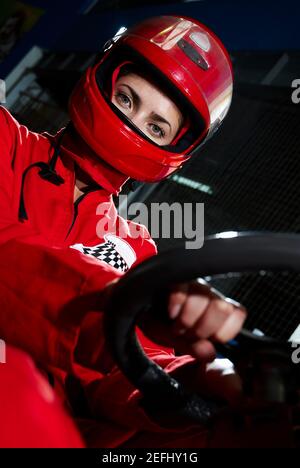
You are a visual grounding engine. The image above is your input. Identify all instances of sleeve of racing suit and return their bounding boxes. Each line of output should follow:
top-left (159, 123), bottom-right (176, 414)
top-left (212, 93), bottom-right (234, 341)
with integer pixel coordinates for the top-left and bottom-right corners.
top-left (0, 106), bottom-right (123, 372)
top-left (0, 234), bottom-right (123, 373)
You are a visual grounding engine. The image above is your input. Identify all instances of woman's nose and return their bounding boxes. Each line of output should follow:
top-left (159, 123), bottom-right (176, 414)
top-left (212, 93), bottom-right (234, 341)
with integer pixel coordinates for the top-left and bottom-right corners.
top-left (130, 111), bottom-right (146, 130)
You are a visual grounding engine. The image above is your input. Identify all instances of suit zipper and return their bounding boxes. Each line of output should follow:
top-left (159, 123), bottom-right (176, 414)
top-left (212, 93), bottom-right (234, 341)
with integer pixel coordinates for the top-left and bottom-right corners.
top-left (64, 192), bottom-right (87, 240)
top-left (65, 187), bottom-right (101, 241)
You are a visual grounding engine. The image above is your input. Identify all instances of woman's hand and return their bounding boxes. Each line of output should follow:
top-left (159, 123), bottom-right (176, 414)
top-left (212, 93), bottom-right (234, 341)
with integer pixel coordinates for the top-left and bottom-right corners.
top-left (168, 279), bottom-right (247, 362)
top-left (102, 278), bottom-right (246, 366)
top-left (139, 279), bottom-right (246, 363)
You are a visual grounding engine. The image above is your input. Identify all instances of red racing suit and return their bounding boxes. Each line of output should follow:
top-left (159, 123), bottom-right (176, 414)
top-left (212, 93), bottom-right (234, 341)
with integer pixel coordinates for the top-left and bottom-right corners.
top-left (0, 346), bottom-right (85, 448)
top-left (0, 106), bottom-right (205, 448)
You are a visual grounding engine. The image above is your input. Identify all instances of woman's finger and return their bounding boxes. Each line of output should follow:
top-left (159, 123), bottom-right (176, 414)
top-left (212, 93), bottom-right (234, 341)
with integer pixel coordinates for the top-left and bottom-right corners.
top-left (190, 299), bottom-right (234, 340)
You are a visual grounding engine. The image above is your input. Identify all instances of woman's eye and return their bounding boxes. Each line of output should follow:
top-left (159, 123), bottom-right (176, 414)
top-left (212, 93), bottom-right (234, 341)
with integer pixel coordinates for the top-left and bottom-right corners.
top-left (115, 92), bottom-right (131, 109)
top-left (149, 123), bottom-right (165, 139)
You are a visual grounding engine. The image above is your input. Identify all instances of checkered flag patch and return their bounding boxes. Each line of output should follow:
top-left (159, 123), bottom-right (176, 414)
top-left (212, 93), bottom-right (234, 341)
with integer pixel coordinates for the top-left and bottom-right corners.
top-left (82, 240), bottom-right (129, 272)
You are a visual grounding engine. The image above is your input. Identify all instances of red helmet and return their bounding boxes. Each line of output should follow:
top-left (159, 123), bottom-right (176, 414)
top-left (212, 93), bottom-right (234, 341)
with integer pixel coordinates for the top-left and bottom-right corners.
top-left (69, 16), bottom-right (233, 182)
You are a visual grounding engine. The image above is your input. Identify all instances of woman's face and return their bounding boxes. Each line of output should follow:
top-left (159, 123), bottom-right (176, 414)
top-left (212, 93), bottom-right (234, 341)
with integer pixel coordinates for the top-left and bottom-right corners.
top-left (111, 72), bottom-right (183, 146)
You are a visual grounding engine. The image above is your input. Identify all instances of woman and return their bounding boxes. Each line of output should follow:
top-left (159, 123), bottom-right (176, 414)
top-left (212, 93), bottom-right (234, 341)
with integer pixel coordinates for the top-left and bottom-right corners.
top-left (0, 15), bottom-right (245, 447)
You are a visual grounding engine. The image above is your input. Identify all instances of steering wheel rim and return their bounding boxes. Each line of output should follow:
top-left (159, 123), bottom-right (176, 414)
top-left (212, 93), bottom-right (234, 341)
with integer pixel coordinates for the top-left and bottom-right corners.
top-left (104, 232), bottom-right (300, 423)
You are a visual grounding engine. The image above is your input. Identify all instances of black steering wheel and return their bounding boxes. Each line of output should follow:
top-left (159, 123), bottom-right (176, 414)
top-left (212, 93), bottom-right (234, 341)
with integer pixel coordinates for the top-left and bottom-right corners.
top-left (104, 232), bottom-right (300, 425)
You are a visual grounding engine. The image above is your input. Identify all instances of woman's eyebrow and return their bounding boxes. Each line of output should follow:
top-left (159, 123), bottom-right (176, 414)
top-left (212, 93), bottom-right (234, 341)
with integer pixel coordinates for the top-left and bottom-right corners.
top-left (149, 112), bottom-right (171, 130)
top-left (120, 84), bottom-right (140, 106)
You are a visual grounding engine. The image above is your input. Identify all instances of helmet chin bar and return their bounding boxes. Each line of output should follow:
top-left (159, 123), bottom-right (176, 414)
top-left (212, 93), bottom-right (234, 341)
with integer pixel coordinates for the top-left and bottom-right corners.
top-left (108, 98), bottom-right (200, 157)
